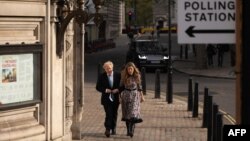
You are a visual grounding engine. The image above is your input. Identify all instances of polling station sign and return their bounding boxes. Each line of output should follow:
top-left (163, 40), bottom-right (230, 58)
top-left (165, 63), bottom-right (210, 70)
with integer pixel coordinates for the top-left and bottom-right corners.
top-left (177, 0), bottom-right (236, 44)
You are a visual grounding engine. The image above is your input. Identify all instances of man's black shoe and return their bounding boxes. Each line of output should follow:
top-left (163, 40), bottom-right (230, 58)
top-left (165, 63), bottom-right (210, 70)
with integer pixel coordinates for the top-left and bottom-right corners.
top-left (105, 129), bottom-right (110, 137)
top-left (111, 129), bottom-right (116, 135)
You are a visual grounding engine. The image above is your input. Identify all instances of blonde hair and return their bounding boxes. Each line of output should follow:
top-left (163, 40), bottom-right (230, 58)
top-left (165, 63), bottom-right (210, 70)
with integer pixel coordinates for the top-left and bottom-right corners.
top-left (103, 61), bottom-right (113, 69)
top-left (121, 62), bottom-right (141, 85)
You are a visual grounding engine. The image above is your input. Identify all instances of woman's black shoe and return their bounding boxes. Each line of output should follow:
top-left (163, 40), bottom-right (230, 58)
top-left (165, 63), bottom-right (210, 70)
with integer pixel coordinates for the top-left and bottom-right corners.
top-left (129, 132), bottom-right (133, 137)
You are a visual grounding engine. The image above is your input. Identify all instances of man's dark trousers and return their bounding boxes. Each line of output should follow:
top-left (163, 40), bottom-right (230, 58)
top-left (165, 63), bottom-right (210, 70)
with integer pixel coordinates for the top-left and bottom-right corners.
top-left (103, 101), bottom-right (119, 131)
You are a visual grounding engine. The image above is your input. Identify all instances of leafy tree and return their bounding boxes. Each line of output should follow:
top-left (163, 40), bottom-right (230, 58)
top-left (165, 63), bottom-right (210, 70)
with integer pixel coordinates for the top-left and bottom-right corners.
top-left (136, 0), bottom-right (153, 26)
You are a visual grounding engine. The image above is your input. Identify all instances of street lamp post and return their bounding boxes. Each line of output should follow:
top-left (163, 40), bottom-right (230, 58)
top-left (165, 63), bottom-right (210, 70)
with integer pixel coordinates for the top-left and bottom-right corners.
top-left (56, 0), bottom-right (103, 58)
top-left (134, 0), bottom-right (137, 25)
top-left (167, 0), bottom-right (173, 103)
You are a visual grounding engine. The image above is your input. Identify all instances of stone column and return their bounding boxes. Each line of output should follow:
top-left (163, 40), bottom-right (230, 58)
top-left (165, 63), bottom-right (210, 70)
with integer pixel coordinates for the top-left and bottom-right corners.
top-left (70, 0), bottom-right (85, 139)
top-left (71, 22), bottom-right (85, 140)
top-left (64, 0), bottom-right (75, 139)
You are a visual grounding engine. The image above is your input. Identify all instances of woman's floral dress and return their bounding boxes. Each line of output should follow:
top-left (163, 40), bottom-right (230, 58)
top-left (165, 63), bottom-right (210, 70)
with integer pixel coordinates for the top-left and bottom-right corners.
top-left (120, 76), bottom-right (143, 123)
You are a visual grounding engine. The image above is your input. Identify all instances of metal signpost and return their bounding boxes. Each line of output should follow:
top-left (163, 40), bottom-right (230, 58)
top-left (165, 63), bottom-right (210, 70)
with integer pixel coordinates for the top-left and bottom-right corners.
top-left (167, 0), bottom-right (173, 104)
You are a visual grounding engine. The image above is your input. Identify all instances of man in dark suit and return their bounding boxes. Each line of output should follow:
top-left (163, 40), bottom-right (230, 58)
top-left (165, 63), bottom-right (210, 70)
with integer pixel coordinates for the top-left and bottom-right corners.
top-left (96, 61), bottom-right (121, 137)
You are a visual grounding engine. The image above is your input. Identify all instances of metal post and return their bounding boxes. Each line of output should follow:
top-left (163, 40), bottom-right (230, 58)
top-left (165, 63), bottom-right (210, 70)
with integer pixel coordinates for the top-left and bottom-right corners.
top-left (155, 69), bottom-right (161, 98)
top-left (187, 78), bottom-right (193, 111)
top-left (202, 87), bottom-right (209, 128)
top-left (213, 103), bottom-right (219, 141)
top-left (216, 113), bottom-right (223, 141)
top-left (134, 0), bottom-right (137, 25)
top-left (167, 65), bottom-right (173, 103)
top-left (185, 44), bottom-right (188, 59)
top-left (192, 82), bottom-right (199, 117)
top-left (167, 0), bottom-right (173, 104)
top-left (141, 67), bottom-right (146, 95)
top-left (207, 95), bottom-right (213, 141)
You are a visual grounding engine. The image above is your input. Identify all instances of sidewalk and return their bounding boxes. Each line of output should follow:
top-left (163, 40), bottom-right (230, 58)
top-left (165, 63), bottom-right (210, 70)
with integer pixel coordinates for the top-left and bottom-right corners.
top-left (172, 49), bottom-right (236, 80)
top-left (173, 59), bottom-right (236, 79)
top-left (77, 35), bottom-right (234, 140)
top-left (77, 83), bottom-right (207, 141)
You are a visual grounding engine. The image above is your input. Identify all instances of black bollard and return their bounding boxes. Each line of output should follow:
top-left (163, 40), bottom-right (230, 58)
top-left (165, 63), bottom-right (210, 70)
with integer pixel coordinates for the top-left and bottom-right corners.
top-left (202, 87), bottom-right (209, 128)
top-left (187, 78), bottom-right (193, 111)
top-left (192, 82), bottom-right (199, 117)
top-left (185, 44), bottom-right (188, 59)
top-left (216, 113), bottom-right (223, 141)
top-left (167, 65), bottom-right (173, 103)
top-left (213, 103), bottom-right (219, 141)
top-left (141, 67), bottom-right (146, 95)
top-left (207, 95), bottom-right (213, 141)
top-left (155, 69), bottom-right (161, 98)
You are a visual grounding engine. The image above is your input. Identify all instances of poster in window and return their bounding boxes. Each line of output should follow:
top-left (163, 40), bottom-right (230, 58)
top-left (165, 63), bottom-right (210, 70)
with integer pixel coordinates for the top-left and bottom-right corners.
top-left (0, 54), bottom-right (34, 105)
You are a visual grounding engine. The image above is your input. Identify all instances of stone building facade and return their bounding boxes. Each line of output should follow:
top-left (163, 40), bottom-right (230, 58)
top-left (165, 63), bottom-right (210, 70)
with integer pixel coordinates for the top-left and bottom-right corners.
top-left (85, 0), bottom-right (124, 44)
top-left (0, 0), bottom-right (124, 140)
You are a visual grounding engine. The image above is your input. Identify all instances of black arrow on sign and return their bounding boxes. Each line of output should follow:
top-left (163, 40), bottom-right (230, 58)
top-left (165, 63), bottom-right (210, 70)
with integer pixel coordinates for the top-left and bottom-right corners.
top-left (185, 26), bottom-right (235, 37)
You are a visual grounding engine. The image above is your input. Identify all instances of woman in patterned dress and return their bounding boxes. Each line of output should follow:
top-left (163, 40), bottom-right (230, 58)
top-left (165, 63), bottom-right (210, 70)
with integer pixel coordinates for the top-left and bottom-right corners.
top-left (120, 62), bottom-right (144, 137)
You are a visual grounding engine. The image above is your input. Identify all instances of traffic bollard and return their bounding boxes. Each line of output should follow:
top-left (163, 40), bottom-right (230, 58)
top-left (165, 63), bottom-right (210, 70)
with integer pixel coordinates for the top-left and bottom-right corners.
top-left (155, 69), bottom-right (160, 98)
top-left (192, 82), bottom-right (199, 117)
top-left (188, 78), bottom-right (193, 111)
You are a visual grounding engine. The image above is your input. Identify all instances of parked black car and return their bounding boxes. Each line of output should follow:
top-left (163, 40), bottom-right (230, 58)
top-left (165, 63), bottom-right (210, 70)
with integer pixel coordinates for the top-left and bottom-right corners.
top-left (126, 37), bottom-right (169, 72)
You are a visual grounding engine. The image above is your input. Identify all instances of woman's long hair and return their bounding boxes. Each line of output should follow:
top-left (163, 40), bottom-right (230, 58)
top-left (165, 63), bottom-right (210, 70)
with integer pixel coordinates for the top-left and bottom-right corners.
top-left (121, 62), bottom-right (141, 85)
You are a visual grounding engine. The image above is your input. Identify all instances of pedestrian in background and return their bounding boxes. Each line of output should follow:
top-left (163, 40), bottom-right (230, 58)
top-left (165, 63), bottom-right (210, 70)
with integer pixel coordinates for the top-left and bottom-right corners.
top-left (96, 61), bottom-right (121, 137)
top-left (119, 62), bottom-right (144, 137)
top-left (217, 44), bottom-right (229, 67)
top-left (206, 44), bottom-right (217, 66)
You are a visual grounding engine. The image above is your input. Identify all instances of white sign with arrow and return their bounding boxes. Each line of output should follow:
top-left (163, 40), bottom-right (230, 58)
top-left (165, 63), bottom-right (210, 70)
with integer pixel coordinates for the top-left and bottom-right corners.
top-left (177, 0), bottom-right (236, 44)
